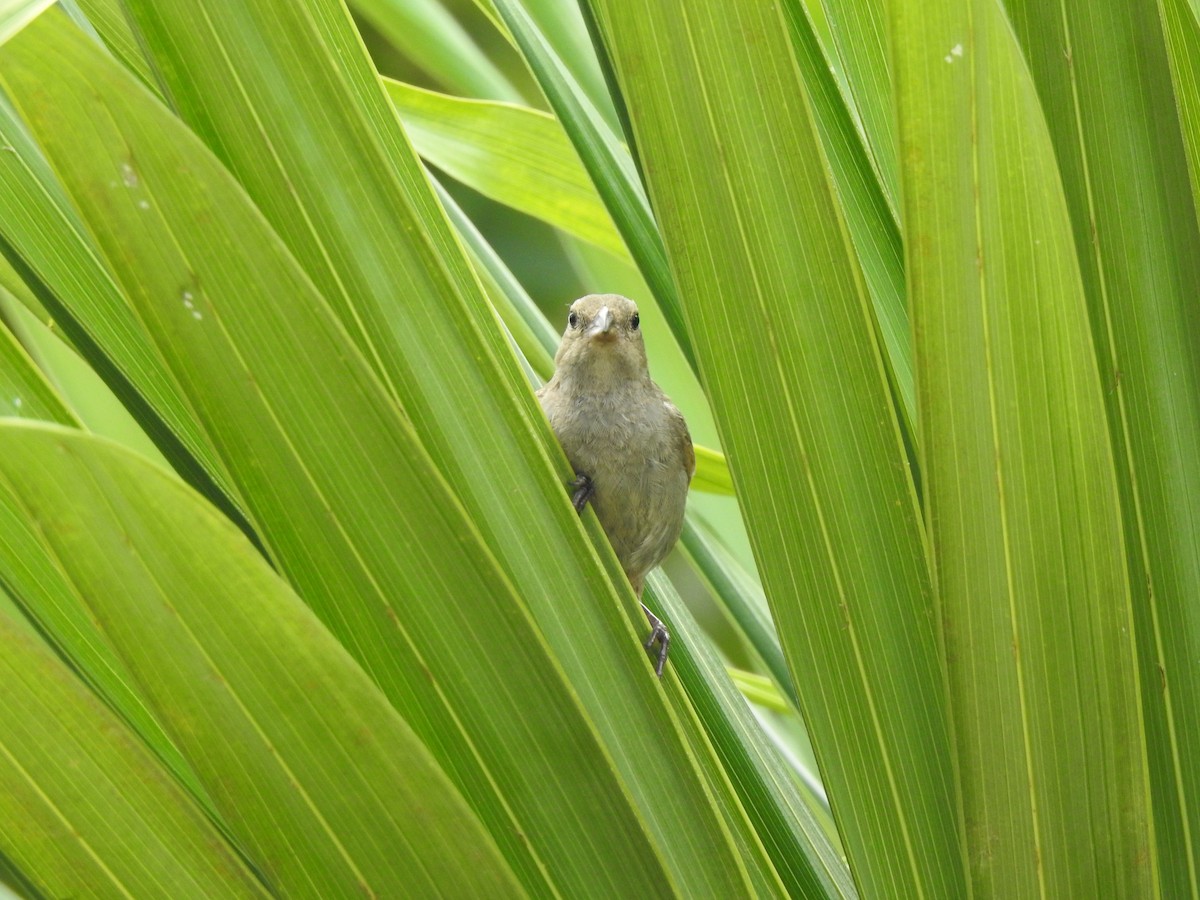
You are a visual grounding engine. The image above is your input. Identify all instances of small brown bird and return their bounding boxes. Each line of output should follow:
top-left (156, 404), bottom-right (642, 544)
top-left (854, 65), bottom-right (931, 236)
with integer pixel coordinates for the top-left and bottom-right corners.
top-left (537, 294), bottom-right (694, 676)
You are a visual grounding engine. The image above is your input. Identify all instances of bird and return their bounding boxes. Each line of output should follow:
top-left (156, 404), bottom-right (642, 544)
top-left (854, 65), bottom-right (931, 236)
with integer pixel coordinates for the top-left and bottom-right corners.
top-left (537, 294), bottom-right (694, 676)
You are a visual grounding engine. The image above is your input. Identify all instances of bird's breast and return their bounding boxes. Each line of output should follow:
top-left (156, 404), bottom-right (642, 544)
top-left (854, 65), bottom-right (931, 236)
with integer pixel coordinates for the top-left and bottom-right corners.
top-left (542, 386), bottom-right (689, 579)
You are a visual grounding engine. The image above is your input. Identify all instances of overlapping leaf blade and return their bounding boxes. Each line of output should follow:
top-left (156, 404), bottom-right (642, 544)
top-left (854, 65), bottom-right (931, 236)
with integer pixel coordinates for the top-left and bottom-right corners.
top-left (1000, 1), bottom-right (1200, 889)
top-left (0, 304), bottom-right (204, 803)
top-left (350, 0), bottom-right (524, 102)
top-left (491, 0), bottom-right (694, 368)
top-left (779, 0), bottom-right (913, 430)
top-left (815, 0), bottom-right (900, 209)
top-left (587, 1), bottom-right (964, 895)
top-left (0, 309), bottom-right (76, 424)
top-left (645, 571), bottom-right (856, 899)
top-left (1161, 0), bottom-right (1200, 204)
top-left (115, 0), bottom-right (774, 891)
top-left (0, 554), bottom-right (265, 898)
top-left (386, 79), bottom-right (625, 257)
top-left (892, 0), bottom-right (1154, 892)
top-left (0, 92), bottom-right (239, 519)
top-left (0, 0), bottom-right (52, 45)
top-left (0, 13), bottom-right (763, 896)
top-left (0, 421), bottom-right (522, 897)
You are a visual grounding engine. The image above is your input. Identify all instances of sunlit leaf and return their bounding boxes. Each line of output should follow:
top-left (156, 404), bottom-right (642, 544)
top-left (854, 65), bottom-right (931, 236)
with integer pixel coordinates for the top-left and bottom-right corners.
top-left (388, 78), bottom-right (626, 258)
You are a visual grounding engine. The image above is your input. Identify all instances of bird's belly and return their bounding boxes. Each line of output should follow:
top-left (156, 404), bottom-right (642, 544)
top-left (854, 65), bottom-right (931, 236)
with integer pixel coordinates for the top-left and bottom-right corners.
top-left (560, 418), bottom-right (688, 579)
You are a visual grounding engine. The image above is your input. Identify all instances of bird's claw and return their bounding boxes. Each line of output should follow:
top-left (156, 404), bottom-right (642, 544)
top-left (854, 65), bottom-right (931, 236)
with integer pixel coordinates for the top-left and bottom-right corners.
top-left (569, 472), bottom-right (595, 512)
top-left (641, 603), bottom-right (670, 677)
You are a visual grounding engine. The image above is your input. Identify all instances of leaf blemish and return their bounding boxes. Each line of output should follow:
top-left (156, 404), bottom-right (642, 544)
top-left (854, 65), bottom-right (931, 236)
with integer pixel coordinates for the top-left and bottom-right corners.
top-left (181, 289), bottom-right (202, 319)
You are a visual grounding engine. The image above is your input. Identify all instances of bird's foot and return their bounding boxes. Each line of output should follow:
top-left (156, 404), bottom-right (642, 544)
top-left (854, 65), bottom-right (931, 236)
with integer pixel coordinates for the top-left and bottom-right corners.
top-left (641, 603), bottom-right (670, 678)
top-left (569, 472), bottom-right (595, 512)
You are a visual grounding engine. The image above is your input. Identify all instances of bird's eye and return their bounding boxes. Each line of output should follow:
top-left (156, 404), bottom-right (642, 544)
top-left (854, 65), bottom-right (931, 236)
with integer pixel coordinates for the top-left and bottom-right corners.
top-left (630, 313), bottom-right (640, 331)
top-left (568, 311), bottom-right (578, 328)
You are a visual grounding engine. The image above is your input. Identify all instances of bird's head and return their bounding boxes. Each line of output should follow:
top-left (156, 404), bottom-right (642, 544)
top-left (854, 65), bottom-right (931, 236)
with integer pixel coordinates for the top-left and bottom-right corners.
top-left (553, 294), bottom-right (649, 383)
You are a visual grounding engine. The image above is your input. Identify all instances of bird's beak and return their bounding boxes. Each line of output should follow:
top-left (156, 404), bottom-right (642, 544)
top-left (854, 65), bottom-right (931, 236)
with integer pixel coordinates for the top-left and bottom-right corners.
top-left (586, 306), bottom-right (615, 341)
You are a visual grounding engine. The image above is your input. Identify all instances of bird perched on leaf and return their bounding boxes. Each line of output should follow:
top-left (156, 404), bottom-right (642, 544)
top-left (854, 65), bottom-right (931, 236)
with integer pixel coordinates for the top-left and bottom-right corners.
top-left (537, 294), bottom-right (694, 676)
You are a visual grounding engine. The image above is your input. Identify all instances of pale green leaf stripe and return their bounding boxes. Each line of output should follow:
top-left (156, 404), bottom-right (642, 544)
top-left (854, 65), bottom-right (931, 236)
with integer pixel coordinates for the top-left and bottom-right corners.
top-left (118, 0), bottom-right (763, 891)
top-left (350, 0), bottom-right (523, 102)
top-left (510, 0), bottom-right (620, 130)
top-left (0, 15), bottom-right (737, 896)
top-left (471, 0), bottom-right (622, 131)
top-left (0, 570), bottom-right (267, 899)
top-left (0, 244), bottom-right (47, 322)
top-left (692, 444), bottom-right (733, 495)
top-left (893, 0), bottom-right (1155, 893)
top-left (387, 78), bottom-right (626, 259)
top-left (1004, 0), bottom-right (1200, 892)
top-left (1, 297), bottom-right (167, 461)
top-left (1162, 0), bottom-right (1200, 203)
top-left (728, 669), bottom-right (790, 714)
top-left (589, 0), bottom-right (964, 895)
top-left (0, 0), bottom-right (51, 46)
top-left (0, 422), bottom-right (523, 897)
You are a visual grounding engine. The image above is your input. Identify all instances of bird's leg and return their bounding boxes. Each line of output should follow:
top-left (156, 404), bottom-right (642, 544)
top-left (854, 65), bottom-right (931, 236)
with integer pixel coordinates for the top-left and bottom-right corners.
top-left (568, 472), bottom-right (595, 512)
top-left (641, 603), bottom-right (670, 678)
top-left (566, 472), bottom-right (670, 677)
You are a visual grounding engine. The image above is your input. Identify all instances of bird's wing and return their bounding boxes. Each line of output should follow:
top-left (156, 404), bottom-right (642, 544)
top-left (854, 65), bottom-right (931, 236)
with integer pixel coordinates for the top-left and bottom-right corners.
top-left (665, 399), bottom-right (695, 482)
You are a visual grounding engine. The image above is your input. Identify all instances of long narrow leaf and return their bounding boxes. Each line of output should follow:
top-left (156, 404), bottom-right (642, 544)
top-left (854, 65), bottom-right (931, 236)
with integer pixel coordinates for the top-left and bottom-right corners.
top-left (0, 93), bottom-right (241, 522)
top-left (779, 0), bottom-right (913, 432)
top-left (432, 175), bottom-right (558, 379)
top-left (0, 299), bottom-right (204, 803)
top-left (387, 78), bottom-right (626, 258)
top-left (892, 0), bottom-right (1155, 892)
top-left (1001, 0), bottom-right (1200, 889)
top-left (646, 570), bottom-right (857, 899)
top-left (815, 0), bottom-right (900, 208)
top-left (0, 303), bottom-right (77, 425)
top-left (1161, 0), bottom-right (1200, 203)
